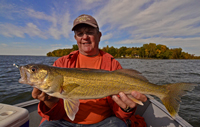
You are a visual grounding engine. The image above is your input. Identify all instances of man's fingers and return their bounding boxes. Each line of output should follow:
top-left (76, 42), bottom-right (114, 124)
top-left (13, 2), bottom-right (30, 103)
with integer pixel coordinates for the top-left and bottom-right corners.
top-left (112, 93), bottom-right (137, 109)
top-left (32, 88), bottom-right (42, 99)
top-left (32, 88), bottom-right (48, 101)
top-left (119, 92), bottom-right (137, 108)
top-left (112, 91), bottom-right (147, 110)
top-left (38, 92), bottom-right (48, 101)
top-left (131, 91), bottom-right (147, 102)
top-left (112, 95), bottom-right (127, 109)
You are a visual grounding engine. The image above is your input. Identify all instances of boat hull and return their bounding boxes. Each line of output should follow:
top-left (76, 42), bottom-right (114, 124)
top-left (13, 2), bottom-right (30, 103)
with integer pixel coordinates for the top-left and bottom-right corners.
top-left (13, 95), bottom-right (192, 127)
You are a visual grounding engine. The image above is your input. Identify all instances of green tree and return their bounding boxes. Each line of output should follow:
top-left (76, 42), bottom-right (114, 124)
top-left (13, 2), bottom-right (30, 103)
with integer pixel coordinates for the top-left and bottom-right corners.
top-left (119, 46), bottom-right (127, 57)
top-left (125, 48), bottom-right (132, 57)
top-left (139, 47), bottom-right (145, 58)
top-left (47, 52), bottom-right (52, 56)
top-left (47, 43), bottom-right (200, 59)
top-left (72, 44), bottom-right (79, 51)
top-left (147, 43), bottom-right (157, 58)
top-left (107, 46), bottom-right (117, 57)
top-left (172, 48), bottom-right (182, 59)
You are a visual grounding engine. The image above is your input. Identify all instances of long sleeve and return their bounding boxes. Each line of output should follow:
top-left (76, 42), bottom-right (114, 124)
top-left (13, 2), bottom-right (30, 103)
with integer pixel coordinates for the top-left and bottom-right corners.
top-left (38, 99), bottom-right (66, 123)
top-left (107, 96), bottom-right (136, 120)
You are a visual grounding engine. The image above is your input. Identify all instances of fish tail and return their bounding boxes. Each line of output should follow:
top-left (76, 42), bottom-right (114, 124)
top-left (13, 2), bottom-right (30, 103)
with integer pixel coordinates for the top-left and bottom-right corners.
top-left (161, 83), bottom-right (196, 118)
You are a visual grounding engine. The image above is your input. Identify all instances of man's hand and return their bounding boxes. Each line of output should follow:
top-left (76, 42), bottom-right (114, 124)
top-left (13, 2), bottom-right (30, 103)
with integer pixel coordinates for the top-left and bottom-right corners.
top-left (32, 88), bottom-right (59, 108)
top-left (112, 91), bottom-right (147, 111)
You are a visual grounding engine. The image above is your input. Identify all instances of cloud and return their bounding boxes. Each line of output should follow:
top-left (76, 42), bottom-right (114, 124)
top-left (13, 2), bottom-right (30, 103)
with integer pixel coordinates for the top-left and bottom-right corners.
top-left (0, 7), bottom-right (71, 40)
top-left (95, 0), bottom-right (200, 38)
top-left (47, 12), bottom-right (71, 39)
top-left (0, 23), bottom-right (47, 39)
top-left (0, 47), bottom-right (49, 56)
top-left (76, 0), bottom-right (105, 11)
top-left (115, 37), bottom-right (200, 48)
top-left (0, 0), bottom-right (200, 56)
top-left (11, 42), bottom-right (26, 45)
top-left (0, 1), bottom-right (26, 20)
top-left (50, 44), bottom-right (62, 47)
top-left (0, 43), bottom-right (8, 47)
top-left (95, 0), bottom-right (146, 28)
top-left (114, 36), bottom-right (200, 55)
top-left (26, 23), bottom-right (47, 39)
top-left (101, 33), bottom-right (113, 41)
top-left (26, 9), bottom-right (71, 39)
top-left (27, 9), bottom-right (58, 27)
top-left (93, 0), bottom-right (200, 55)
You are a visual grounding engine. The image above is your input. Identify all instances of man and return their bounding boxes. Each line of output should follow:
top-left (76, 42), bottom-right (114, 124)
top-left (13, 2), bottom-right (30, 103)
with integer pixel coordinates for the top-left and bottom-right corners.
top-left (32, 14), bottom-right (147, 127)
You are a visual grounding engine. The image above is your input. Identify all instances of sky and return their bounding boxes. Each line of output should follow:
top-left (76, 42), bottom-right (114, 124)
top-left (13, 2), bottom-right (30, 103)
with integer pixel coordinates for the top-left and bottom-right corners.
top-left (0, 0), bottom-right (200, 56)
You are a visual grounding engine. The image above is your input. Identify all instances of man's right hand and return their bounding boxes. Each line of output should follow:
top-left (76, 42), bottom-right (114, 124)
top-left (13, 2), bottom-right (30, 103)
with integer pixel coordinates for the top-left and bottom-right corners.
top-left (32, 88), bottom-right (59, 108)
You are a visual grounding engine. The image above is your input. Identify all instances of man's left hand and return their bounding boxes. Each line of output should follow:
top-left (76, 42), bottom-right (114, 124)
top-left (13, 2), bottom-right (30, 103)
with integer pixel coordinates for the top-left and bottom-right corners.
top-left (112, 91), bottom-right (147, 111)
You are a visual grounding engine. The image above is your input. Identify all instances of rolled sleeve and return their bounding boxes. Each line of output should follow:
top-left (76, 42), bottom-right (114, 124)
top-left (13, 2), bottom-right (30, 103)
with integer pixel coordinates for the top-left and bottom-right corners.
top-left (38, 99), bottom-right (66, 121)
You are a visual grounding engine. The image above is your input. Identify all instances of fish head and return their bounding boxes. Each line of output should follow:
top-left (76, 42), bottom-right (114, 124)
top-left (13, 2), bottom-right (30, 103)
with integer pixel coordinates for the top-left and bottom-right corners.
top-left (19, 64), bottom-right (49, 88)
top-left (19, 64), bottom-right (64, 94)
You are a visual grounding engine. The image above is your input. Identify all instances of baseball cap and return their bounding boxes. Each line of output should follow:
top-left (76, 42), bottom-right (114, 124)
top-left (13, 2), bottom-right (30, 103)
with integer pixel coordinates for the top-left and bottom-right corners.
top-left (72, 14), bottom-right (99, 31)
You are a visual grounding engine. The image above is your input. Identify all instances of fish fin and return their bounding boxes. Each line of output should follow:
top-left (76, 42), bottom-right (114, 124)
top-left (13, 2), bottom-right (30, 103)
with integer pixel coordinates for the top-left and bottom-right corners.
top-left (48, 75), bottom-right (63, 90)
top-left (64, 99), bottom-right (80, 121)
top-left (75, 68), bottom-right (109, 73)
top-left (161, 83), bottom-right (197, 118)
top-left (61, 83), bottom-right (80, 95)
top-left (115, 69), bottom-right (148, 82)
top-left (127, 95), bottom-right (143, 106)
top-left (40, 75), bottom-right (64, 94)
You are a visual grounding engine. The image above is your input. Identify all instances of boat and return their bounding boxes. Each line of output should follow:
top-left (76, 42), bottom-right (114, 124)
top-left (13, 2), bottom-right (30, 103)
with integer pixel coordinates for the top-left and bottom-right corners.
top-left (0, 95), bottom-right (193, 127)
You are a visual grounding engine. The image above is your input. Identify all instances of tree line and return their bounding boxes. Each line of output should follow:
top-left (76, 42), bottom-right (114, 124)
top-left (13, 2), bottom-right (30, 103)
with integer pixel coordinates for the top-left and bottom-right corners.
top-left (47, 43), bottom-right (200, 59)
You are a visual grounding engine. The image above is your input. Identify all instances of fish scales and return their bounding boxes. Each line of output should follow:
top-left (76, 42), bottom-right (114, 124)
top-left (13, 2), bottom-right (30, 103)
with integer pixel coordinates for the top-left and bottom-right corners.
top-left (18, 64), bottom-right (197, 121)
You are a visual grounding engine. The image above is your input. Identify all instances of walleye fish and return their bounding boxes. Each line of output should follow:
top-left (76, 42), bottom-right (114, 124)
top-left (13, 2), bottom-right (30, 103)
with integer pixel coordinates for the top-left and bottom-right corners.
top-left (17, 64), bottom-right (196, 121)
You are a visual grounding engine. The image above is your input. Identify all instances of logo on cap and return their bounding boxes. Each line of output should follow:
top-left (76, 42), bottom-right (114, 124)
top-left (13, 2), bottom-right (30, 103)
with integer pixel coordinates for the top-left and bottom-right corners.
top-left (76, 15), bottom-right (90, 22)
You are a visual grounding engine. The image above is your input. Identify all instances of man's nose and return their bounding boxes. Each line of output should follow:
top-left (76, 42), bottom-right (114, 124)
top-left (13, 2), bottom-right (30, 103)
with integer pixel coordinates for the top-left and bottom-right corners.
top-left (82, 33), bottom-right (89, 39)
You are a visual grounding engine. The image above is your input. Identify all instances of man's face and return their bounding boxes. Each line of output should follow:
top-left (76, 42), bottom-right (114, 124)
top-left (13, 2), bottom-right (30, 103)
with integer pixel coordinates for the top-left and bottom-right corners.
top-left (74, 25), bottom-right (102, 56)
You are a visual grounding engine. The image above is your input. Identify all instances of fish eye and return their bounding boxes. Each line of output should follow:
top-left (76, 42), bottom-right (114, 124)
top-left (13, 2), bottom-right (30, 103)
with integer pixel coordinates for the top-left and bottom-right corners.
top-left (32, 68), bottom-right (36, 72)
top-left (31, 67), bottom-right (37, 72)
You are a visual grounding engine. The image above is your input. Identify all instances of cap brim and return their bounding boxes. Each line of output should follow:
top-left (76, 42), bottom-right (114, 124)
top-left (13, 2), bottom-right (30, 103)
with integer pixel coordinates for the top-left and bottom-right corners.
top-left (72, 22), bottom-right (98, 31)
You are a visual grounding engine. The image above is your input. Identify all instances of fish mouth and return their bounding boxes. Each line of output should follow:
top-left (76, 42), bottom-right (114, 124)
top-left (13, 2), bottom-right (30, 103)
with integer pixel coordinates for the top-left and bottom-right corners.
top-left (19, 66), bottom-right (30, 85)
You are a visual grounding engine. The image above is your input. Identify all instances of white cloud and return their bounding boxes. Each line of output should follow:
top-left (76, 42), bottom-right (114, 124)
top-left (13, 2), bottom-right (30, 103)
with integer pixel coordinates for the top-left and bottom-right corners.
top-left (0, 43), bottom-right (8, 47)
top-left (114, 37), bottom-right (200, 55)
top-left (104, 41), bottom-right (109, 45)
top-left (115, 37), bottom-right (200, 48)
top-left (27, 9), bottom-right (58, 27)
top-left (0, 23), bottom-right (25, 38)
top-left (76, 0), bottom-right (104, 11)
top-left (25, 23), bottom-right (47, 39)
top-left (59, 12), bottom-right (71, 38)
top-left (0, 7), bottom-right (71, 40)
top-left (93, 0), bottom-right (200, 55)
top-left (50, 44), bottom-right (62, 47)
top-left (0, 47), bottom-right (49, 56)
top-left (0, 0), bottom-right (200, 56)
top-left (11, 42), bottom-right (26, 45)
top-left (0, 23), bottom-right (47, 39)
top-left (95, 0), bottom-right (146, 28)
top-left (47, 12), bottom-right (71, 39)
top-left (26, 9), bottom-right (71, 39)
top-left (101, 33), bottom-right (113, 41)
top-left (95, 0), bottom-right (200, 38)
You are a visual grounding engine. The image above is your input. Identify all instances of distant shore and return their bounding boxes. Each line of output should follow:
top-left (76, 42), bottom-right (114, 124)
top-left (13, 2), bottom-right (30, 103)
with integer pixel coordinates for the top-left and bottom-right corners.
top-left (46, 43), bottom-right (200, 59)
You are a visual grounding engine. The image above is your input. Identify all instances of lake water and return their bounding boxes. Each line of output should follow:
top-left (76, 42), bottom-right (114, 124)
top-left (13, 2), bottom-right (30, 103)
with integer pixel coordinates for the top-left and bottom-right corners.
top-left (0, 56), bottom-right (199, 126)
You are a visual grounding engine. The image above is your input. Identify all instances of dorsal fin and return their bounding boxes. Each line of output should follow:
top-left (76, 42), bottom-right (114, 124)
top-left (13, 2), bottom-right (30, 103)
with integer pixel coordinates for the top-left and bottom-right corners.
top-left (75, 68), bottom-right (109, 73)
top-left (115, 69), bottom-right (149, 82)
